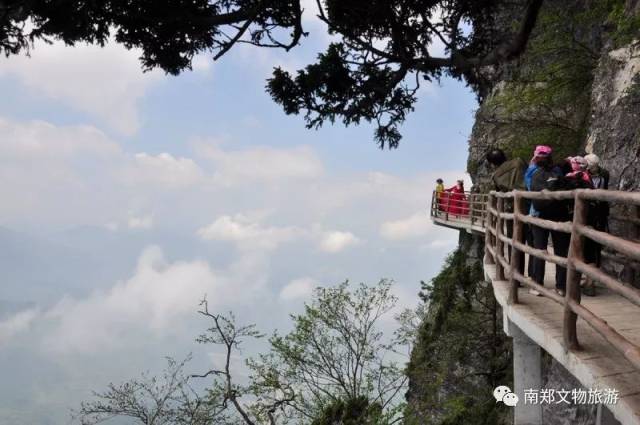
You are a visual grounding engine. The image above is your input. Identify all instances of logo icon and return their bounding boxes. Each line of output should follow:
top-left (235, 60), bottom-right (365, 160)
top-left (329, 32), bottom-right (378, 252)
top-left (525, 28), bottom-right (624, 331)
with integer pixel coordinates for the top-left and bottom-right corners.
top-left (493, 385), bottom-right (519, 407)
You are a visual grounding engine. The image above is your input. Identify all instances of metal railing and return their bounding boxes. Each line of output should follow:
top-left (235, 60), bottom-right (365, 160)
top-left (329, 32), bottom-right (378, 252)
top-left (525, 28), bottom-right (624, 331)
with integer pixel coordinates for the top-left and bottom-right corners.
top-left (482, 189), bottom-right (640, 370)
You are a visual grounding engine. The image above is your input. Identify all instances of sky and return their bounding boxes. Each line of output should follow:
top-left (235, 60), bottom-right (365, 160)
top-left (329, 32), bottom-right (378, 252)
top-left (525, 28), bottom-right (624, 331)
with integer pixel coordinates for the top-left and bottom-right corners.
top-left (0, 9), bottom-right (478, 425)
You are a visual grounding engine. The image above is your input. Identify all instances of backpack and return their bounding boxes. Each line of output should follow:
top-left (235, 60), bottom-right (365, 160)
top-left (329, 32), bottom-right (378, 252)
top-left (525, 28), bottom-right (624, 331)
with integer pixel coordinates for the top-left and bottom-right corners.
top-left (530, 168), bottom-right (572, 221)
top-left (492, 158), bottom-right (527, 192)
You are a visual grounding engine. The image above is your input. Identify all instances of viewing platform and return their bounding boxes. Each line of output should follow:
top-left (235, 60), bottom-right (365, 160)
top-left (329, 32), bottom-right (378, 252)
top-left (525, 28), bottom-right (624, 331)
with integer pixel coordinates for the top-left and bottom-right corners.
top-left (430, 189), bottom-right (640, 425)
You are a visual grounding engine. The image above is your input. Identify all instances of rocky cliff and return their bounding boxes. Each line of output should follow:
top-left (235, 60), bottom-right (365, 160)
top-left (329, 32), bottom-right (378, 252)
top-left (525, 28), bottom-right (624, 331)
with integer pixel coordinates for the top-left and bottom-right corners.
top-left (406, 1), bottom-right (640, 424)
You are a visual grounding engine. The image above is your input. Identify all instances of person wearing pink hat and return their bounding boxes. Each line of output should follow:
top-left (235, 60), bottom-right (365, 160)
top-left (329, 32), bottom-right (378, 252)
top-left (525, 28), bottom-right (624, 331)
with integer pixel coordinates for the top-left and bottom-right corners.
top-left (566, 156), bottom-right (593, 187)
top-left (522, 145), bottom-right (555, 288)
top-left (524, 145), bottom-right (553, 191)
top-left (528, 151), bottom-right (570, 297)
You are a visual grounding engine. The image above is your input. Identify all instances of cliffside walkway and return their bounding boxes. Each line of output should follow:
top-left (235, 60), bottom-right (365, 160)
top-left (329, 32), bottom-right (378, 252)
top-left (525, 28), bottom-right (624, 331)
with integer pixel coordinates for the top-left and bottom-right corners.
top-left (430, 189), bottom-right (640, 425)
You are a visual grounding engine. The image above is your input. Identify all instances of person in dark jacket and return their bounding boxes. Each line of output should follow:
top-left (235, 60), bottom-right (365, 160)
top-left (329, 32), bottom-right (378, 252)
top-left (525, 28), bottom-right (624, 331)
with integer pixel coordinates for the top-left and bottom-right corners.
top-left (585, 154), bottom-right (609, 191)
top-left (486, 148), bottom-right (527, 275)
top-left (524, 146), bottom-right (554, 279)
top-left (528, 156), bottom-right (571, 297)
top-left (582, 154), bottom-right (610, 296)
top-left (487, 149), bottom-right (527, 192)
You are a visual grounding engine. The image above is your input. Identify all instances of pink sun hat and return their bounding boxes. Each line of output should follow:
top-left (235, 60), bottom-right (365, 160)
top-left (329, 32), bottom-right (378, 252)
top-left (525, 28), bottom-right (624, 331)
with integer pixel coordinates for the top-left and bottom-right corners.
top-left (533, 145), bottom-right (552, 157)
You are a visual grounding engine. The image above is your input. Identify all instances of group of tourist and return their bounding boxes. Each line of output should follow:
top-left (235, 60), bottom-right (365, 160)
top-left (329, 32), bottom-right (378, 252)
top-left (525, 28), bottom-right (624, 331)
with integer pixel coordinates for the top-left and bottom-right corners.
top-left (485, 145), bottom-right (610, 297)
top-left (435, 179), bottom-right (469, 217)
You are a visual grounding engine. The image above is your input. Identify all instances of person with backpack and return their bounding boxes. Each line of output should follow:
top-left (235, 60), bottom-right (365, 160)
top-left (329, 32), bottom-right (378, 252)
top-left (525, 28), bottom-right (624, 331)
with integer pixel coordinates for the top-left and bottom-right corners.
top-left (528, 153), bottom-right (571, 297)
top-left (486, 148), bottom-right (527, 192)
top-left (486, 148), bottom-right (527, 275)
top-left (522, 145), bottom-right (554, 280)
top-left (525, 145), bottom-right (553, 192)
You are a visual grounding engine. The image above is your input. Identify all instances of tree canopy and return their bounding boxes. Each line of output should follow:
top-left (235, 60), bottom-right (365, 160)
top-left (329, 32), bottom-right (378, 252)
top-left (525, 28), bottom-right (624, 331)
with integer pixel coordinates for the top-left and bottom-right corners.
top-left (76, 280), bottom-right (415, 425)
top-left (1, 0), bottom-right (544, 147)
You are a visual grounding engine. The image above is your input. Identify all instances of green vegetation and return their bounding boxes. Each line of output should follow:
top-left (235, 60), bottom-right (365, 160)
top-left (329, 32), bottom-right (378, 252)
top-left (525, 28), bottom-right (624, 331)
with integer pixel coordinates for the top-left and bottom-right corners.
top-left (77, 280), bottom-right (409, 425)
top-left (404, 240), bottom-right (512, 425)
top-left (2, 0), bottom-right (547, 148)
top-left (311, 397), bottom-right (384, 425)
top-left (470, 0), bottom-right (640, 174)
top-left (607, 1), bottom-right (640, 47)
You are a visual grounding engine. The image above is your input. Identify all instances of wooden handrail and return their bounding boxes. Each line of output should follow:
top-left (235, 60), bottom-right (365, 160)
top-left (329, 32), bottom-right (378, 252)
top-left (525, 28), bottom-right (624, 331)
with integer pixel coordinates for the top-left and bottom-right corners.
top-left (577, 225), bottom-right (640, 262)
top-left (481, 189), bottom-right (640, 370)
top-left (430, 188), bottom-right (640, 371)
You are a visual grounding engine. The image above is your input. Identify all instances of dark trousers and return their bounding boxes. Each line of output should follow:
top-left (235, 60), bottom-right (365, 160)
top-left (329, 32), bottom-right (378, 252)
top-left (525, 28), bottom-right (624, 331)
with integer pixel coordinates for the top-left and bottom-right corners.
top-left (584, 205), bottom-right (607, 267)
top-left (505, 220), bottom-right (526, 276)
top-left (584, 239), bottom-right (602, 266)
top-left (526, 223), bottom-right (534, 277)
top-left (531, 225), bottom-right (570, 290)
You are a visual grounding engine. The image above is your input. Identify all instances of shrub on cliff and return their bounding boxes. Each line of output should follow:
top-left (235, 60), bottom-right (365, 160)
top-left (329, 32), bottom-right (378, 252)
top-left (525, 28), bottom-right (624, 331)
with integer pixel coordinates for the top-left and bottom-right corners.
top-left (404, 246), bottom-right (512, 425)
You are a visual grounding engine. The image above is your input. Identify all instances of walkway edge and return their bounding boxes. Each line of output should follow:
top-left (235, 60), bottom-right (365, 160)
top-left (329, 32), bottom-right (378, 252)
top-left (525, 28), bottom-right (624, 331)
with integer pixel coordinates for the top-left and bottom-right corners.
top-left (484, 260), bottom-right (640, 425)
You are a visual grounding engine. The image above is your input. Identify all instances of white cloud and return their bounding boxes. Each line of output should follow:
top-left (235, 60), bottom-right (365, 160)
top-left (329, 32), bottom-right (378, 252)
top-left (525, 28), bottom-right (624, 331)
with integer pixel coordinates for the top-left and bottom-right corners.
top-left (0, 308), bottom-right (39, 346)
top-left (104, 222), bottom-right (119, 231)
top-left (191, 54), bottom-right (213, 73)
top-left (0, 117), bottom-right (119, 159)
top-left (318, 231), bottom-right (360, 253)
top-left (0, 118), bottom-right (124, 225)
top-left (0, 41), bottom-right (162, 136)
top-left (128, 214), bottom-right (154, 229)
top-left (196, 142), bottom-right (324, 185)
top-left (280, 277), bottom-right (317, 301)
top-left (197, 213), bottom-right (301, 251)
top-left (380, 212), bottom-right (433, 240)
top-left (43, 246), bottom-right (222, 354)
top-left (124, 152), bottom-right (205, 188)
top-left (0, 118), bottom-right (208, 228)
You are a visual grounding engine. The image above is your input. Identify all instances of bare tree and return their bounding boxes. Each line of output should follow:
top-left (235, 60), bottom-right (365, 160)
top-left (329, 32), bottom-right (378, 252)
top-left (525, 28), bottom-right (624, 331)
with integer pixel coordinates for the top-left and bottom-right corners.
top-left (76, 281), bottom-right (410, 425)
top-left (192, 300), bottom-right (265, 425)
top-left (75, 355), bottom-right (229, 425)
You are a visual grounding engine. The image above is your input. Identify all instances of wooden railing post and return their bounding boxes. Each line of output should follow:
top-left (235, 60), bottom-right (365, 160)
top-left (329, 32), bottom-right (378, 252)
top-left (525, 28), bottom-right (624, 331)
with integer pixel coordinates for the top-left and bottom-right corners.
top-left (496, 197), bottom-right (505, 281)
top-left (431, 190), bottom-right (436, 217)
top-left (445, 193), bottom-right (451, 221)
top-left (564, 191), bottom-right (587, 351)
top-left (508, 192), bottom-right (525, 305)
top-left (485, 194), bottom-right (495, 265)
top-left (482, 195), bottom-right (487, 229)
top-left (470, 194), bottom-right (476, 227)
top-left (635, 205), bottom-right (640, 240)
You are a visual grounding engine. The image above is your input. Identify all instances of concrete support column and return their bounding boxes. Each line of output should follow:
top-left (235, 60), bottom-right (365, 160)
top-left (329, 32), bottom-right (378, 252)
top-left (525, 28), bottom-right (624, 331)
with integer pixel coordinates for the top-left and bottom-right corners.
top-left (506, 319), bottom-right (543, 425)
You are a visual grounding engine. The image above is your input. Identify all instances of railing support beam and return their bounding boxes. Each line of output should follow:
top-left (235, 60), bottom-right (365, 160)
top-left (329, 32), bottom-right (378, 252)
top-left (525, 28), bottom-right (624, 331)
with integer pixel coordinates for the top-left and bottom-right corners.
top-left (506, 319), bottom-right (543, 425)
top-left (509, 194), bottom-right (525, 304)
top-left (564, 193), bottom-right (587, 351)
top-left (485, 194), bottom-right (496, 265)
top-left (496, 197), bottom-right (506, 281)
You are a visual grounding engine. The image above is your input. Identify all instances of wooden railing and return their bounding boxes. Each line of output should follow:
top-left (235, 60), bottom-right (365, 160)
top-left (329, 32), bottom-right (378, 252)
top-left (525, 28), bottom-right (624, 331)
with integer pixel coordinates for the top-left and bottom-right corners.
top-left (430, 190), bottom-right (489, 229)
top-left (484, 189), bottom-right (640, 371)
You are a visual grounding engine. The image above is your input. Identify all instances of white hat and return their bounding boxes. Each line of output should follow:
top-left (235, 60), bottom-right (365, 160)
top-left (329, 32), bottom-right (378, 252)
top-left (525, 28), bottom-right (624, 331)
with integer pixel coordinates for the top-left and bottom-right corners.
top-left (584, 154), bottom-right (600, 173)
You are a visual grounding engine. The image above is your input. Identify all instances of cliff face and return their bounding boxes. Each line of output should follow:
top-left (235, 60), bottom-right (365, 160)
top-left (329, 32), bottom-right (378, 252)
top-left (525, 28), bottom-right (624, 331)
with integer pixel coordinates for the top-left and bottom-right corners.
top-left (589, 2), bottom-right (640, 194)
top-left (406, 1), bottom-right (640, 424)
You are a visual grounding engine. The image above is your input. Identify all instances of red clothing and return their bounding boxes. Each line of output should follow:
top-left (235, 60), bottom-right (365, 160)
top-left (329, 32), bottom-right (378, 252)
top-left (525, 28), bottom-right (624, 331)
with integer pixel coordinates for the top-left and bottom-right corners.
top-left (444, 185), bottom-right (468, 216)
top-left (438, 192), bottom-right (449, 211)
top-left (566, 170), bottom-right (593, 187)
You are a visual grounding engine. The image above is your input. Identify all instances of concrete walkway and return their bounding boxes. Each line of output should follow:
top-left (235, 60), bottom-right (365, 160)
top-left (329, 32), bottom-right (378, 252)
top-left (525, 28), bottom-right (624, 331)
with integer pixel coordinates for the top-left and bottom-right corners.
top-left (485, 259), bottom-right (640, 425)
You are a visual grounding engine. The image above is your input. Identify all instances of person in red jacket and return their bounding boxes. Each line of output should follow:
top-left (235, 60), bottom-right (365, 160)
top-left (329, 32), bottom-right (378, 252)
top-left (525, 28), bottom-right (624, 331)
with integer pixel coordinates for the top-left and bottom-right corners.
top-left (445, 180), bottom-right (468, 217)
